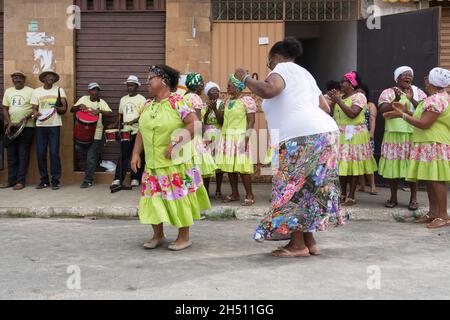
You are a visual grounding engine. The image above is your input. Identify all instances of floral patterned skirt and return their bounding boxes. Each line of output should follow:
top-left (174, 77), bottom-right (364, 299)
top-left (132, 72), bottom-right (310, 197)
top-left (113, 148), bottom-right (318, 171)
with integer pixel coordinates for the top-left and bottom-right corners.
top-left (406, 142), bottom-right (450, 183)
top-left (379, 132), bottom-right (412, 179)
top-left (139, 162), bottom-right (211, 228)
top-left (253, 131), bottom-right (345, 242)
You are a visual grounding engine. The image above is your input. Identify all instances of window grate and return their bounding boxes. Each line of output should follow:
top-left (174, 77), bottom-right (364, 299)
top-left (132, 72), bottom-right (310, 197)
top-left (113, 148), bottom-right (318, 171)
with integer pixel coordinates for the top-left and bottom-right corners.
top-left (212, 0), bottom-right (359, 21)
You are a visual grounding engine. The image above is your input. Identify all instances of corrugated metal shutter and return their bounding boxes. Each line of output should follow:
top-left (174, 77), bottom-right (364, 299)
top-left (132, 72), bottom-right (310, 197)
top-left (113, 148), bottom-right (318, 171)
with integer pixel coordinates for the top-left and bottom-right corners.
top-left (75, 11), bottom-right (165, 171)
top-left (441, 9), bottom-right (450, 71)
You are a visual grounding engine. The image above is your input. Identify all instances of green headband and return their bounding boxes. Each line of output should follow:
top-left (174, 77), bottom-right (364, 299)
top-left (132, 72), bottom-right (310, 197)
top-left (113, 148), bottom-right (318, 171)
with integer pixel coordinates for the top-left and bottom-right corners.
top-left (229, 74), bottom-right (246, 91)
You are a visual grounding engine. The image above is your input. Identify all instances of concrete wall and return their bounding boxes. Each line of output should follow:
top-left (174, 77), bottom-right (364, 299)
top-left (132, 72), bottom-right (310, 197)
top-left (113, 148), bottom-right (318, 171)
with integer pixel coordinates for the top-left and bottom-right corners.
top-left (166, 0), bottom-right (211, 80)
top-left (1, 0), bottom-right (75, 185)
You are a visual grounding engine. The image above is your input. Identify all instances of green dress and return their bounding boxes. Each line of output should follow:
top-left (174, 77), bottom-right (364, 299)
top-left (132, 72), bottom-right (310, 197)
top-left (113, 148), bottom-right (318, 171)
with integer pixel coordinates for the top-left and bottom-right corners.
top-left (333, 92), bottom-right (378, 176)
top-left (406, 92), bottom-right (450, 182)
top-left (183, 92), bottom-right (218, 178)
top-left (378, 88), bottom-right (427, 179)
top-left (216, 96), bottom-right (256, 174)
top-left (138, 94), bottom-right (211, 228)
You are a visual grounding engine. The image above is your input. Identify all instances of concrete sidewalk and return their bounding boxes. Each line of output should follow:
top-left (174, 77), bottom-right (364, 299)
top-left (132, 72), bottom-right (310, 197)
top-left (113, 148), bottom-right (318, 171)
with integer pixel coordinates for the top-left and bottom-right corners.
top-left (0, 182), bottom-right (446, 221)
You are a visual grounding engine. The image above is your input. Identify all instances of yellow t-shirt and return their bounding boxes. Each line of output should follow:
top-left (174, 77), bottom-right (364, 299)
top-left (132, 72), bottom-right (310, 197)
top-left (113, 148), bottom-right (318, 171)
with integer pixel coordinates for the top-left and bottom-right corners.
top-left (31, 86), bottom-right (67, 127)
top-left (118, 94), bottom-right (146, 135)
top-left (74, 96), bottom-right (112, 140)
top-left (2, 86), bottom-right (35, 127)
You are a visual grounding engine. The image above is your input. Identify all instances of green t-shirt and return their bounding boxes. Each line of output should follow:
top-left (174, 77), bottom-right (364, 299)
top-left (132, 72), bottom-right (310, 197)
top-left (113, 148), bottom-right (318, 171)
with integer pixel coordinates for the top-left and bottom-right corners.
top-left (2, 86), bottom-right (35, 127)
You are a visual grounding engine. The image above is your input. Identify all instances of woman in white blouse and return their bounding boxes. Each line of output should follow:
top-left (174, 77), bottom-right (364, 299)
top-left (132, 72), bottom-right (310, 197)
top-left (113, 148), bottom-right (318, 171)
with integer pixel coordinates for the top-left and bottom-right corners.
top-left (234, 37), bottom-right (345, 258)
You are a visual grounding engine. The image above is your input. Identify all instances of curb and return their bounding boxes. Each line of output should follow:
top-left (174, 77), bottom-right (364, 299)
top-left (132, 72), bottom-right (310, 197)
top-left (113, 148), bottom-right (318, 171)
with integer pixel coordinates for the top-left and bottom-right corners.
top-left (0, 206), bottom-right (425, 222)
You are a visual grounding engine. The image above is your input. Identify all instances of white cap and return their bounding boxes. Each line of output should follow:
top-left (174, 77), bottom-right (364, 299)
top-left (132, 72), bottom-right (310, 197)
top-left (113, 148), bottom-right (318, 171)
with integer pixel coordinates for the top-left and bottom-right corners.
top-left (88, 82), bottom-right (100, 90)
top-left (125, 75), bottom-right (141, 86)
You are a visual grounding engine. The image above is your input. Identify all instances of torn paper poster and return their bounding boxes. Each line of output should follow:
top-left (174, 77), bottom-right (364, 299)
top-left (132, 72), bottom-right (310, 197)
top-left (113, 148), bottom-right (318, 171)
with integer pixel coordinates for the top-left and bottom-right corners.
top-left (33, 49), bottom-right (55, 75)
top-left (27, 32), bottom-right (55, 46)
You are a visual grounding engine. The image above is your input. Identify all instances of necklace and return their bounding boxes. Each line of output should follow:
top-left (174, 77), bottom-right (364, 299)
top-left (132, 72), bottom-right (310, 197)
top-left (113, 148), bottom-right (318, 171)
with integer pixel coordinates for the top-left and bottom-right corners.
top-left (228, 100), bottom-right (237, 110)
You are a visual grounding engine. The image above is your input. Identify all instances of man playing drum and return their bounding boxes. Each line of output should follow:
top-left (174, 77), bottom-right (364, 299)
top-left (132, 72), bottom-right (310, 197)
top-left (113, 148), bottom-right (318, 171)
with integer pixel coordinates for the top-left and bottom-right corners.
top-left (111, 75), bottom-right (146, 191)
top-left (30, 69), bottom-right (68, 190)
top-left (71, 83), bottom-right (113, 188)
top-left (1, 71), bottom-right (35, 190)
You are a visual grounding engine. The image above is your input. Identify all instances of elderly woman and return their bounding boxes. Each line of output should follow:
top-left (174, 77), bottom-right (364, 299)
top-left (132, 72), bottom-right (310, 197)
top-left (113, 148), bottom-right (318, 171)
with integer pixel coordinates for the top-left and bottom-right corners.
top-left (235, 37), bottom-right (343, 257)
top-left (328, 72), bottom-right (378, 206)
top-left (131, 65), bottom-right (211, 251)
top-left (384, 67), bottom-right (450, 229)
top-left (378, 66), bottom-right (427, 210)
top-left (215, 74), bottom-right (257, 206)
top-left (183, 72), bottom-right (218, 183)
top-left (202, 82), bottom-right (225, 198)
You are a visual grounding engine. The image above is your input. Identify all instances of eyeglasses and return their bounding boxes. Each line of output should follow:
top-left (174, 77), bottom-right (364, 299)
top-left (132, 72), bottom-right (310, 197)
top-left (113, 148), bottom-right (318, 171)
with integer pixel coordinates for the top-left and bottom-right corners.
top-left (146, 75), bottom-right (159, 84)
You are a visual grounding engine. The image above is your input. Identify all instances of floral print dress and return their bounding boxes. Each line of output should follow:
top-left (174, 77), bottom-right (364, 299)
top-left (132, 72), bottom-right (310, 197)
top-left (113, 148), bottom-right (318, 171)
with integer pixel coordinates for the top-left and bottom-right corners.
top-left (254, 131), bottom-right (346, 242)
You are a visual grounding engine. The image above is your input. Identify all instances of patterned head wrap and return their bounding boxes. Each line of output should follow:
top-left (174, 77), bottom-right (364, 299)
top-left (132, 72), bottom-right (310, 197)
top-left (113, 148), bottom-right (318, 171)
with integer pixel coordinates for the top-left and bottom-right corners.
top-left (344, 71), bottom-right (359, 88)
top-left (185, 73), bottom-right (204, 91)
top-left (229, 74), bottom-right (246, 92)
top-left (149, 65), bottom-right (170, 83)
top-left (428, 67), bottom-right (450, 88)
top-left (394, 66), bottom-right (414, 82)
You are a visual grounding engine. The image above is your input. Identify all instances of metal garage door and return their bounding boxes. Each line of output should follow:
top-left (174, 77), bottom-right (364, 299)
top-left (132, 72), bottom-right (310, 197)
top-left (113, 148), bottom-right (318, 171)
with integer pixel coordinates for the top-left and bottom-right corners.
top-left (75, 11), bottom-right (165, 171)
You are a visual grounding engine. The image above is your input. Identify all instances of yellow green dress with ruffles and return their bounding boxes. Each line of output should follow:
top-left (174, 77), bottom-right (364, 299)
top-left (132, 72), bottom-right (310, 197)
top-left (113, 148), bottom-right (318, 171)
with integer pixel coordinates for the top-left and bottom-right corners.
top-left (183, 92), bottom-right (218, 178)
top-left (138, 94), bottom-right (211, 228)
top-left (216, 97), bottom-right (255, 174)
top-left (378, 88), bottom-right (426, 179)
top-left (406, 92), bottom-right (450, 183)
top-left (333, 93), bottom-right (378, 176)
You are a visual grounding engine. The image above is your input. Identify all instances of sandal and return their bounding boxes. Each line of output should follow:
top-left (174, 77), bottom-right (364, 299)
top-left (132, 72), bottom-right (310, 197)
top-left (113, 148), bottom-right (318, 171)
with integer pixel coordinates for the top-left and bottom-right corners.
top-left (223, 195), bottom-right (240, 203)
top-left (414, 214), bottom-right (434, 224)
top-left (408, 201), bottom-right (419, 211)
top-left (271, 248), bottom-right (310, 258)
top-left (241, 198), bottom-right (255, 207)
top-left (385, 200), bottom-right (398, 208)
top-left (214, 192), bottom-right (223, 200)
top-left (427, 218), bottom-right (450, 229)
top-left (343, 198), bottom-right (356, 206)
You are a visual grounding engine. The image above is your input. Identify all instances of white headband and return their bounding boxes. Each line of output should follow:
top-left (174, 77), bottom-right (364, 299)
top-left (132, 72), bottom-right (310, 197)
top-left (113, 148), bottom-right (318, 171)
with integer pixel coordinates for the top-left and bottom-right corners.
top-left (394, 66), bottom-right (414, 82)
top-left (204, 81), bottom-right (221, 96)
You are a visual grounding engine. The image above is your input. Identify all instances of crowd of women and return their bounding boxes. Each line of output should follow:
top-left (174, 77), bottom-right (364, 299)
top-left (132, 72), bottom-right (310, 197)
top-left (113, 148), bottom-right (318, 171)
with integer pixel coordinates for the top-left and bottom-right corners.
top-left (129, 36), bottom-right (450, 256)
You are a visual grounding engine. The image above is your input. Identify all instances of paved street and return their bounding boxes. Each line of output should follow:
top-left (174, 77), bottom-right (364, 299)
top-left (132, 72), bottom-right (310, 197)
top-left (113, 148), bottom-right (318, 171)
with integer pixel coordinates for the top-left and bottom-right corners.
top-left (1, 218), bottom-right (450, 300)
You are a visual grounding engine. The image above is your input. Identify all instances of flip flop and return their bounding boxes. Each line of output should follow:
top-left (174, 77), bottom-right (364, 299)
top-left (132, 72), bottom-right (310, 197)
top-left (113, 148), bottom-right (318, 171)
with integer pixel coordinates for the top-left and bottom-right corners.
top-left (385, 200), bottom-right (398, 208)
top-left (408, 201), bottom-right (419, 211)
top-left (241, 198), bottom-right (255, 207)
top-left (271, 248), bottom-right (310, 258)
top-left (278, 246), bottom-right (320, 256)
top-left (414, 214), bottom-right (435, 224)
top-left (223, 195), bottom-right (240, 203)
top-left (168, 241), bottom-right (192, 251)
top-left (427, 218), bottom-right (450, 229)
top-left (343, 198), bottom-right (356, 206)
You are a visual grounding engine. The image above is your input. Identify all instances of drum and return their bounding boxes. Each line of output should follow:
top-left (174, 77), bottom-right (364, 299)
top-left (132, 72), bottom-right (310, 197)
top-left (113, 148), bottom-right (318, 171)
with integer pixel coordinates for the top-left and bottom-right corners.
top-left (74, 111), bottom-right (99, 144)
top-left (105, 129), bottom-right (119, 143)
top-left (120, 130), bottom-right (132, 142)
top-left (6, 121), bottom-right (26, 141)
top-left (37, 108), bottom-right (56, 122)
